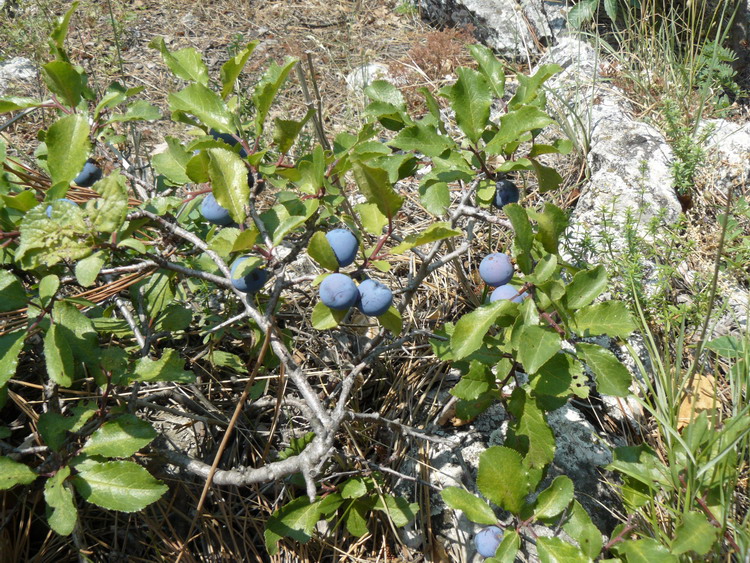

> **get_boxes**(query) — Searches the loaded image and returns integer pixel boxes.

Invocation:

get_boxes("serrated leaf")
[613,537,678,563]
[469,43,505,98]
[0,271,27,312]
[2,190,38,212]
[530,158,564,193]
[42,61,83,108]
[451,300,516,360]
[440,487,497,525]
[516,326,561,374]
[150,37,209,85]
[537,536,592,563]
[132,270,174,319]
[341,478,368,499]
[264,496,322,555]
[491,529,521,563]
[39,274,60,308]
[295,145,326,194]
[154,304,193,333]
[308,231,340,271]
[450,361,495,401]
[253,57,298,135]
[351,161,403,219]
[0,457,37,489]
[46,114,90,186]
[572,301,636,338]
[568,0,599,28]
[531,353,582,399]
[86,172,129,233]
[261,198,319,246]
[419,180,450,216]
[562,501,602,559]
[576,342,631,396]
[604,0,618,20]
[506,389,555,477]
[378,306,402,334]
[373,495,418,528]
[504,204,534,273]
[73,460,167,512]
[477,446,529,514]
[220,41,259,98]
[390,222,461,254]
[44,466,76,535]
[364,80,406,109]
[208,227,241,258]
[273,109,314,154]
[75,251,104,287]
[485,106,554,155]
[169,83,234,133]
[0,96,40,114]
[0,330,26,388]
[82,415,157,458]
[442,67,491,144]
[390,122,454,157]
[355,202,388,235]
[705,335,745,358]
[207,148,249,224]
[132,349,195,383]
[44,323,75,387]
[536,203,568,254]
[107,100,161,123]
[565,266,607,309]
[509,64,561,109]
[152,137,192,185]
[311,301,347,330]
[534,476,574,519]
[670,511,719,555]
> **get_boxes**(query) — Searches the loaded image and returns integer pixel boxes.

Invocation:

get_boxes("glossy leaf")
[150,37,209,84]
[207,148,250,224]
[572,301,636,338]
[169,83,234,133]
[75,252,104,288]
[477,446,529,514]
[46,114,90,186]
[390,122,454,157]
[44,467,76,536]
[351,161,404,219]
[534,475,574,519]
[613,538,678,562]
[220,41,259,98]
[82,414,157,458]
[132,349,195,383]
[73,460,167,512]
[42,61,83,108]
[0,456,37,489]
[311,301,347,330]
[537,537,593,563]
[443,67,491,144]
[0,330,26,388]
[0,271,27,312]
[562,500,602,559]
[565,266,607,309]
[469,43,505,98]
[264,496,323,555]
[308,231,340,271]
[44,323,75,387]
[451,300,516,360]
[253,57,298,135]
[516,325,561,374]
[390,222,461,254]
[576,342,631,397]
[440,486,497,525]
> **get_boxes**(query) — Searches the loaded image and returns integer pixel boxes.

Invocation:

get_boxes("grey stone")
[697,118,750,193]
[414,0,569,60]
[0,56,37,94]
[345,63,390,95]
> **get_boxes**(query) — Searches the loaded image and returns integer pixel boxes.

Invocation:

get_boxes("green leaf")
[341,478,368,499]
[506,389,556,478]
[373,495,419,528]
[0,96,40,114]
[504,204,534,272]
[150,37,209,85]
[295,144,326,195]
[531,353,585,400]
[169,83,235,133]
[537,537,592,563]
[604,0,619,20]
[154,304,192,333]
[259,199,319,246]
[364,80,407,110]
[705,335,745,358]
[44,324,75,387]
[75,252,104,287]
[612,538,678,563]
[440,486,497,525]
[308,231,340,271]
[562,501,602,559]
[46,114,90,186]
[390,121,455,157]
[2,189,38,212]
[44,467,76,536]
[565,266,607,310]
[273,109,314,154]
[311,301,348,330]
[50,301,102,383]
[344,498,372,537]
[355,202,388,236]
[0,456,37,489]
[534,476,574,519]
[536,203,568,254]
[0,271,27,312]
[220,41,259,98]
[419,180,451,217]
[450,361,495,401]
[607,445,669,487]
[132,270,174,319]
[253,57,298,135]
[451,300,516,360]
[0,330,26,388]
[15,201,92,269]
[264,496,322,555]
[378,306,402,334]
[390,222,461,254]
[530,158,564,193]
[207,148,250,224]
[132,349,195,383]
[277,432,315,460]
[442,67,491,144]
[576,342,631,396]
[568,0,599,28]
[516,326,561,374]
[39,274,60,308]
[490,530,521,563]
[107,100,161,123]
[42,61,83,108]
[485,106,554,155]
[82,415,157,458]
[48,2,78,60]
[86,171,129,233]
[477,446,529,514]
[469,44,505,98]
[152,137,192,185]
[572,301,636,338]
[670,511,719,556]
[73,460,167,512]
[38,404,97,451]
[351,161,404,219]
[509,64,561,109]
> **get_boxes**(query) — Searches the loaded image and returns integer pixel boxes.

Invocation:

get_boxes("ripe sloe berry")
[474,525,503,558]
[357,279,393,317]
[494,178,519,209]
[73,160,102,187]
[325,228,358,268]
[319,273,358,310]
[201,193,233,226]
[490,284,528,304]
[479,253,513,287]
[230,256,268,293]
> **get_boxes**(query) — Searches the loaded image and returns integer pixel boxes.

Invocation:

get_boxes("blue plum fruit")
[73,160,103,187]
[474,526,503,558]
[494,178,519,209]
[45,198,77,218]
[319,273,359,310]
[325,228,358,267]
[357,279,393,317]
[479,253,513,287]
[490,284,528,304]
[230,256,268,293]
[201,193,233,226]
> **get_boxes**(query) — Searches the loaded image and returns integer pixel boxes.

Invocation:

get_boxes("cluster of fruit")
[479,252,528,303]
